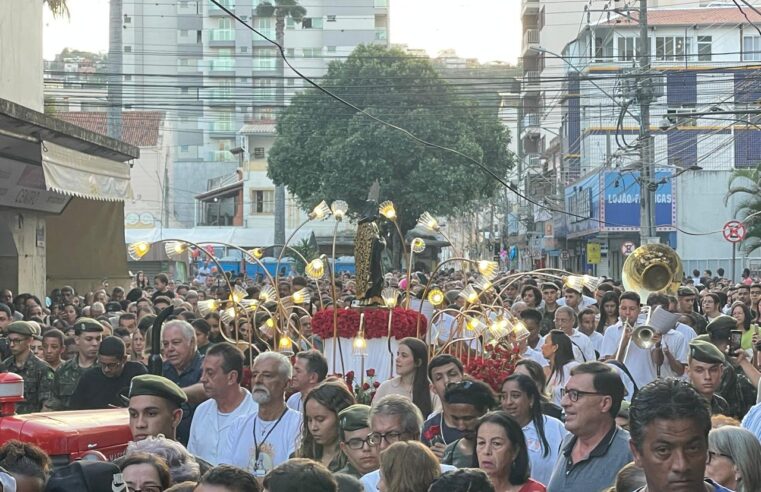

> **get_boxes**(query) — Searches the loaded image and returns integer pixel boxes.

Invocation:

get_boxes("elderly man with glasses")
[359,395,456,492]
[547,361,632,492]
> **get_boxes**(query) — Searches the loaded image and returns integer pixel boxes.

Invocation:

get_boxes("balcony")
[209,28,235,46]
[526,154,542,169]
[208,0,234,15]
[209,57,235,72]
[210,119,236,133]
[522,70,540,94]
[521,0,540,17]
[522,29,539,57]
[522,113,541,139]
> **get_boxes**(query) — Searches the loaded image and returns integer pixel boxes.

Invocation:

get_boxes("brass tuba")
[622,243,683,299]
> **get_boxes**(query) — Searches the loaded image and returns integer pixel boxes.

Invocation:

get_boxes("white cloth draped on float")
[324,337,400,383]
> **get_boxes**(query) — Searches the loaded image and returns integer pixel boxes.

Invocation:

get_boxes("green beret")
[338,404,371,435]
[6,321,34,337]
[689,339,725,364]
[73,317,104,335]
[707,315,736,340]
[694,334,711,343]
[128,375,187,407]
[677,287,695,297]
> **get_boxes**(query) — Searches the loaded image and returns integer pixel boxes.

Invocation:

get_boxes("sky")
[43,0,521,63]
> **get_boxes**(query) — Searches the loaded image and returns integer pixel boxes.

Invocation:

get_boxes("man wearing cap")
[336,404,378,478]
[69,336,147,410]
[127,374,187,441]
[687,339,730,415]
[44,317,103,410]
[1,321,55,413]
[539,282,560,334]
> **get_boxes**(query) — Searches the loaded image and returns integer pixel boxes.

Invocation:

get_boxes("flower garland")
[462,343,521,392]
[312,308,428,340]
[343,369,380,405]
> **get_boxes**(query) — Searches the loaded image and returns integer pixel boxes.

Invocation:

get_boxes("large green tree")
[268,44,513,263]
[726,163,761,253]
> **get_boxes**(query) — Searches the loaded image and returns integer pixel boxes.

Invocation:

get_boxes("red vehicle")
[0,373,132,465]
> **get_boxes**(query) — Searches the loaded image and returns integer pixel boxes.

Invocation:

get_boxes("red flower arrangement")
[462,343,522,392]
[311,308,427,340]
[422,424,441,442]
[341,369,379,404]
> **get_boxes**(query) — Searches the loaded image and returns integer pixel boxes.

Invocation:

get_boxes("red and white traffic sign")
[621,241,636,256]
[723,220,746,243]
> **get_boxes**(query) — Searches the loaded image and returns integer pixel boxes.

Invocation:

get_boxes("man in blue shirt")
[629,378,734,492]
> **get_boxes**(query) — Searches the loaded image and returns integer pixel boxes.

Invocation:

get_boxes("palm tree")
[725,163,761,253]
[44,0,69,18]
[255,0,306,252]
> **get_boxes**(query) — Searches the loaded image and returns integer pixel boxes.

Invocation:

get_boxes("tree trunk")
[273,15,286,253]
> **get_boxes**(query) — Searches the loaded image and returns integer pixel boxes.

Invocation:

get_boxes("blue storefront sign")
[564,169,676,238]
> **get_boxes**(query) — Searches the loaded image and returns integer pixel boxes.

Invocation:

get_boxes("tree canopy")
[726,163,761,253]
[267,44,514,235]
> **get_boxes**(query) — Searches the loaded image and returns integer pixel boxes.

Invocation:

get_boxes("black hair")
[295,349,329,381]
[520,285,542,307]
[597,291,620,333]
[515,359,548,395]
[262,458,336,492]
[619,291,641,306]
[473,412,530,486]
[629,378,711,452]
[206,342,245,384]
[569,361,625,417]
[0,440,51,483]
[646,293,669,310]
[730,301,752,331]
[198,464,261,492]
[42,328,65,346]
[427,354,464,380]
[519,308,543,325]
[400,337,434,418]
[547,330,575,385]
[444,380,497,414]
[427,468,496,492]
[502,374,550,457]
[191,318,212,336]
[0,303,12,319]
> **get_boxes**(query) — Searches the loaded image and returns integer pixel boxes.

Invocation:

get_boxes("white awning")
[41,140,133,201]
[124,227,314,248]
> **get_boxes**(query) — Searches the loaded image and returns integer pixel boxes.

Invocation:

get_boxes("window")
[303,47,321,58]
[327,46,337,53]
[180,29,189,37]
[123,15,131,24]
[179,58,189,66]
[181,87,189,94]
[240,46,247,53]
[327,15,336,22]
[197,30,203,43]
[250,190,275,214]
[124,45,132,53]
[302,17,323,29]
[594,36,613,62]
[288,78,295,86]
[180,145,189,152]
[617,36,639,62]
[253,147,265,158]
[655,36,691,61]
[666,107,697,127]
[698,36,712,61]
[287,48,295,57]
[744,36,761,61]
[124,74,132,81]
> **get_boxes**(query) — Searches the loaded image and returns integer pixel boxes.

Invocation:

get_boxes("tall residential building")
[556,5,761,277]
[122,0,389,226]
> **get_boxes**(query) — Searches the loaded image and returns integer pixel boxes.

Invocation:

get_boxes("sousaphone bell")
[621,243,683,299]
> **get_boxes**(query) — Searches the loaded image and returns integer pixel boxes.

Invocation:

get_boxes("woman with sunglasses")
[542,330,578,406]
[440,379,498,468]
[297,380,356,471]
[705,426,761,492]
[500,374,566,486]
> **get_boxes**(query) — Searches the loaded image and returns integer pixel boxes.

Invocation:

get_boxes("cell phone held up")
[729,330,743,356]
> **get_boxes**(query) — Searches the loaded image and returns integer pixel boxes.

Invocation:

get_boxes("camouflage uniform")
[710,393,731,416]
[336,461,361,478]
[2,354,54,414]
[46,355,92,411]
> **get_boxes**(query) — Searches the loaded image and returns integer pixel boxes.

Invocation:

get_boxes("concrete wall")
[0,210,47,299]
[0,0,43,111]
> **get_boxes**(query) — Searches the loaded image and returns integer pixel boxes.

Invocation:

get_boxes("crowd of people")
[1,263,761,491]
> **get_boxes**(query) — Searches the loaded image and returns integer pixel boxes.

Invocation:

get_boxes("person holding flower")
[296,380,356,471]
[374,337,440,417]
[440,379,498,468]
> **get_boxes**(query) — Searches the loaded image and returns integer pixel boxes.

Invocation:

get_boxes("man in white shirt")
[547,306,596,363]
[557,285,596,312]
[218,352,302,477]
[519,308,549,367]
[360,395,455,491]
[645,293,690,378]
[600,292,687,389]
[188,343,258,465]
[578,308,604,355]
[286,349,328,412]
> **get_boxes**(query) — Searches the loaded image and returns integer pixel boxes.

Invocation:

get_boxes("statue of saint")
[354,181,385,305]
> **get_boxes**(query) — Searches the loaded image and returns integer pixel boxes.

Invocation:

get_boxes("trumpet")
[615,305,681,362]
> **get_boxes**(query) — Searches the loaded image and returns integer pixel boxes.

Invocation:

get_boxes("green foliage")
[267,44,514,237]
[291,238,318,274]
[44,0,69,18]
[255,0,307,22]
[726,164,761,253]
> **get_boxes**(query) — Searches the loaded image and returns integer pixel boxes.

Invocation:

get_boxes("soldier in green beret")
[686,339,730,415]
[43,317,103,411]
[2,321,54,414]
[127,374,187,442]
[336,404,378,478]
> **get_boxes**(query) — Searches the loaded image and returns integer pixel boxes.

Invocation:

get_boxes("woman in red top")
[474,411,546,492]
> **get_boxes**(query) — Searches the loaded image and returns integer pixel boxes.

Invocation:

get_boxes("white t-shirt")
[523,415,567,486]
[557,295,596,311]
[675,322,697,344]
[187,389,258,466]
[585,330,604,355]
[361,464,456,491]
[522,346,549,367]
[600,322,688,388]
[286,391,302,412]
[218,407,303,476]
[548,361,579,406]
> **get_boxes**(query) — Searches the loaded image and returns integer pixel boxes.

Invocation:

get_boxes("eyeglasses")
[560,388,605,402]
[7,337,27,345]
[367,431,404,446]
[99,360,124,371]
[707,450,733,464]
[344,435,375,450]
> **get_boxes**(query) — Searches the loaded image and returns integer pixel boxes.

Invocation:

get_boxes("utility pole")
[108,0,123,140]
[638,0,657,244]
